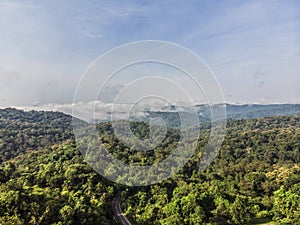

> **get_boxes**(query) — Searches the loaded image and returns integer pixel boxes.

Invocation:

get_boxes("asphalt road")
[112,192,132,225]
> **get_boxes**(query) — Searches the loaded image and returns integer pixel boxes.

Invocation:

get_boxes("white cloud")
[10,100,185,123]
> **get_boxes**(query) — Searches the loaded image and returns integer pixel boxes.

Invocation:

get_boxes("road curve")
[112,192,132,225]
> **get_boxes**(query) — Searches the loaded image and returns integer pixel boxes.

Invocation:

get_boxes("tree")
[272,186,300,224]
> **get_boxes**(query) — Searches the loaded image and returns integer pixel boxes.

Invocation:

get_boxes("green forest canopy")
[0,108,299,224]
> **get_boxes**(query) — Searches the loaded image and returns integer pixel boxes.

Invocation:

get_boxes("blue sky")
[0,0,299,109]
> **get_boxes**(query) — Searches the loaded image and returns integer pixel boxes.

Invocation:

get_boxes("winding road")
[112,192,132,225]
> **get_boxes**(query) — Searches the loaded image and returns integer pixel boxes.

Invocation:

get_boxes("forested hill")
[121,115,300,224]
[1,105,300,162]
[0,108,72,124]
[0,107,299,224]
[0,108,74,163]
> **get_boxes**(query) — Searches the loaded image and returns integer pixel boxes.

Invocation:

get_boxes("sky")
[0,0,300,116]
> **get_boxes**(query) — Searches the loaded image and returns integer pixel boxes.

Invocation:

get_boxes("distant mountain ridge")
[0,104,299,161]
[140,104,300,128]
[154,103,300,119]
[224,103,300,119]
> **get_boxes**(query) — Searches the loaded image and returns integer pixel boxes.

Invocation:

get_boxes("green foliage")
[0,108,299,225]
[121,116,300,225]
[0,108,75,163]
[272,186,300,224]
[0,142,116,225]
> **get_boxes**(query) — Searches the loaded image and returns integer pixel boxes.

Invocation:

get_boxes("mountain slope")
[0,108,74,163]
[0,141,117,225]
[0,108,299,224]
